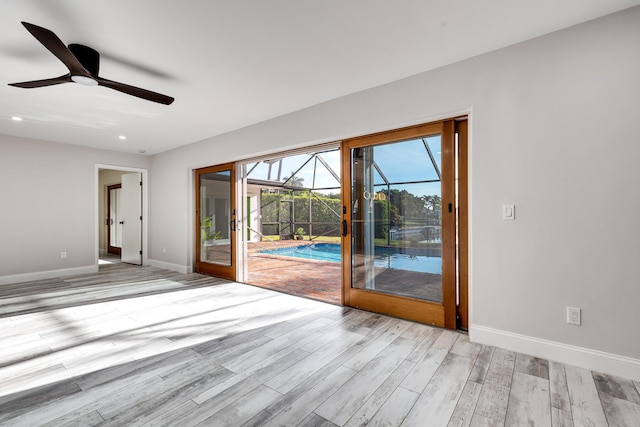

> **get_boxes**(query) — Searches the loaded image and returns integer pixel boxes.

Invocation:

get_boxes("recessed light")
[119,135,126,140]
[11,116,23,121]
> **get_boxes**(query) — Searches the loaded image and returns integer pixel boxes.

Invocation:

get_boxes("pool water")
[264,243,441,274]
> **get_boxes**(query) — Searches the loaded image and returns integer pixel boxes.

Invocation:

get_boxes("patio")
[246,241,342,304]
[245,241,443,305]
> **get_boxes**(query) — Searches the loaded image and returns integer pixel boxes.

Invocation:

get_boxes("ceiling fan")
[8,22,174,105]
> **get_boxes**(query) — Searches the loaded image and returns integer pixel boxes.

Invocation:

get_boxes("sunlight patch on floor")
[0,281,339,398]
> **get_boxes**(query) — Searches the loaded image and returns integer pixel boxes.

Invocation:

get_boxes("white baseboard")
[149,259,193,274]
[470,324,640,381]
[0,265,99,286]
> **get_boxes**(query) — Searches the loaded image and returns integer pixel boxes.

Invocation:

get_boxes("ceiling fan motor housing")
[68,43,100,77]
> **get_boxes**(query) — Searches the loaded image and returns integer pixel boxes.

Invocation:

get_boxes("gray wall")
[0,135,149,281]
[149,7,640,373]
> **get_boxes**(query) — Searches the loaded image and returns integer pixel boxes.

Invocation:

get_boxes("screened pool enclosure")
[243,141,442,248]
[244,149,342,243]
[241,136,444,305]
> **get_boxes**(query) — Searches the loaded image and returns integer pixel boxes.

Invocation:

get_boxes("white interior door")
[121,172,142,265]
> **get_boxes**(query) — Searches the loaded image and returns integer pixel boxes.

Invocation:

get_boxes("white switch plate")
[503,204,515,220]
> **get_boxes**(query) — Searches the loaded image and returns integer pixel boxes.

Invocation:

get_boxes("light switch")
[503,204,515,220]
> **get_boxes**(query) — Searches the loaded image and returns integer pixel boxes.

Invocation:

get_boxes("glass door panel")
[195,164,236,280]
[350,137,443,302]
[342,120,457,328]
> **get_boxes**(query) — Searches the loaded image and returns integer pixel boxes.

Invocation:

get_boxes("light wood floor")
[1,264,638,426]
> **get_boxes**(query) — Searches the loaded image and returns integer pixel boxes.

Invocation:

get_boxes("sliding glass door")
[192,119,468,329]
[195,163,236,280]
[342,120,461,328]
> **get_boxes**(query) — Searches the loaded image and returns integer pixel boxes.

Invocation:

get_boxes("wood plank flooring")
[1,263,639,426]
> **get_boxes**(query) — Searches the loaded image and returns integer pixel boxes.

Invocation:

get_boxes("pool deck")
[246,240,443,305]
[246,241,342,304]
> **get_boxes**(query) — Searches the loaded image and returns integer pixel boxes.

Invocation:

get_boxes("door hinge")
[139,181,142,186]
[139,250,142,255]
[139,215,142,220]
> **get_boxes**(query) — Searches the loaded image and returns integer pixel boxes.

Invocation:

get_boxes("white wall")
[149,6,640,377]
[0,135,150,283]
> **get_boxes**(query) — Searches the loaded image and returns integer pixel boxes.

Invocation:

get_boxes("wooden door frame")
[340,118,466,329]
[195,163,237,281]
[457,119,469,330]
[106,183,122,256]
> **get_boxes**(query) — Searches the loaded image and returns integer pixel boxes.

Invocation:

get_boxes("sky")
[245,136,442,198]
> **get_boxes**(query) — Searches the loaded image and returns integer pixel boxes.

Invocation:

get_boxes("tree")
[379,188,426,226]
[422,195,441,212]
[283,172,305,187]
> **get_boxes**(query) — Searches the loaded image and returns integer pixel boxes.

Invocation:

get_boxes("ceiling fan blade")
[8,74,72,88]
[21,22,89,76]
[96,77,174,105]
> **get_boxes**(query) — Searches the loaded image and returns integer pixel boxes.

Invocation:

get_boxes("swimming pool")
[263,243,441,274]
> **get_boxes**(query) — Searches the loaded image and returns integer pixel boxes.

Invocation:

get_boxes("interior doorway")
[97,166,147,266]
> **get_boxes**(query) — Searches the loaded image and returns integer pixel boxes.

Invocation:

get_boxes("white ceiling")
[1,0,638,155]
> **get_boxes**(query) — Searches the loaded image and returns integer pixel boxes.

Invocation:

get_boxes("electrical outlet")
[567,307,581,325]
[60,251,67,259]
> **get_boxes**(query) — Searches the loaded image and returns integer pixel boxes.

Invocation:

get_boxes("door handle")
[230,209,237,232]
[341,220,348,237]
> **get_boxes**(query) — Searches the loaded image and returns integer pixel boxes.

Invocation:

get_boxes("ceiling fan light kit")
[70,75,98,86]
[8,22,174,105]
